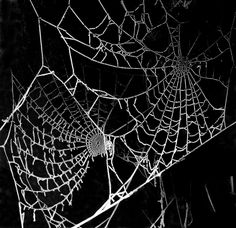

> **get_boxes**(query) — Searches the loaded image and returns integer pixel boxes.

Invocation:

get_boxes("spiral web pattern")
[4,71,103,227]
[0,0,235,227]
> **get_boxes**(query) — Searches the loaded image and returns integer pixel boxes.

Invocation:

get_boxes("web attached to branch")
[0,0,235,227]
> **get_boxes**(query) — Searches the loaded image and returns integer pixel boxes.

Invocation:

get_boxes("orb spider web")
[0,0,236,227]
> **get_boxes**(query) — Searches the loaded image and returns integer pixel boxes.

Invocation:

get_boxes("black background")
[1,0,236,227]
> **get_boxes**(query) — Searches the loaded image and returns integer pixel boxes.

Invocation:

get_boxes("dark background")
[1,0,236,227]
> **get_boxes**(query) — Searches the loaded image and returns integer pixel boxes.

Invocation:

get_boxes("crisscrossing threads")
[174,56,191,77]
[86,128,106,158]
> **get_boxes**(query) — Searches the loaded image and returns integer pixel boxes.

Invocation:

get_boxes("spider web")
[0,0,236,227]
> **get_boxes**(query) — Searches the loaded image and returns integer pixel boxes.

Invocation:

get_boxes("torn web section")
[54,0,176,69]
[2,70,104,227]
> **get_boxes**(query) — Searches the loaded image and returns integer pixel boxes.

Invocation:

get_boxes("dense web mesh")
[0,0,236,227]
